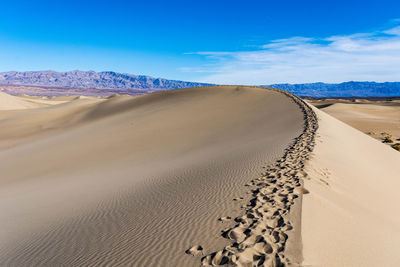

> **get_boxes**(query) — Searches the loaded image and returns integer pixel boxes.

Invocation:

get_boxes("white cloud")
[384,25,400,36]
[185,23,400,84]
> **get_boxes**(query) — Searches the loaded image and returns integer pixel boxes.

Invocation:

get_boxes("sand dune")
[2,86,399,266]
[0,95,104,149]
[302,108,400,266]
[0,91,80,110]
[0,86,304,266]
[0,91,44,110]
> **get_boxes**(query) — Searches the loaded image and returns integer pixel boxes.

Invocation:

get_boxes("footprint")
[218,216,232,222]
[224,227,247,243]
[185,245,204,256]
[202,250,230,265]
[295,187,310,194]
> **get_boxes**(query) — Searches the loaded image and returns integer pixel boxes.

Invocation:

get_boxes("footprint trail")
[197,88,318,266]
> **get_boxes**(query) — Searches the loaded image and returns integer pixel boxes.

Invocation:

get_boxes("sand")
[200,89,318,266]
[0,86,305,266]
[2,86,399,266]
[0,91,45,110]
[309,99,400,143]
[302,107,400,266]
[0,91,77,110]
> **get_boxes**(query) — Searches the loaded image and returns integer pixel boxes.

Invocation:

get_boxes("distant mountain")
[265,82,400,97]
[0,70,211,90]
[1,71,399,97]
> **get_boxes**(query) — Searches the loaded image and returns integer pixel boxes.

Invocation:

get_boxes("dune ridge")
[200,89,318,266]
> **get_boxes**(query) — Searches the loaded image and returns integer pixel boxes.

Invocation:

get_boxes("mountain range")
[1,70,400,97]
[0,70,211,91]
[266,82,400,97]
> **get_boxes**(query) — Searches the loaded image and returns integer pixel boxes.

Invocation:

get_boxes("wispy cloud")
[184,22,400,84]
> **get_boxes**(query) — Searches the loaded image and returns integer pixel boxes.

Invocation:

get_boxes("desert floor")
[308,98,400,150]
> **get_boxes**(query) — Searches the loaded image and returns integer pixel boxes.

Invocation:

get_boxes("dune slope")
[302,107,400,267]
[0,91,43,110]
[0,86,304,266]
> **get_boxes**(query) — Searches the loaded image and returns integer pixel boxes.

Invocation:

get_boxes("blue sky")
[0,0,399,84]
